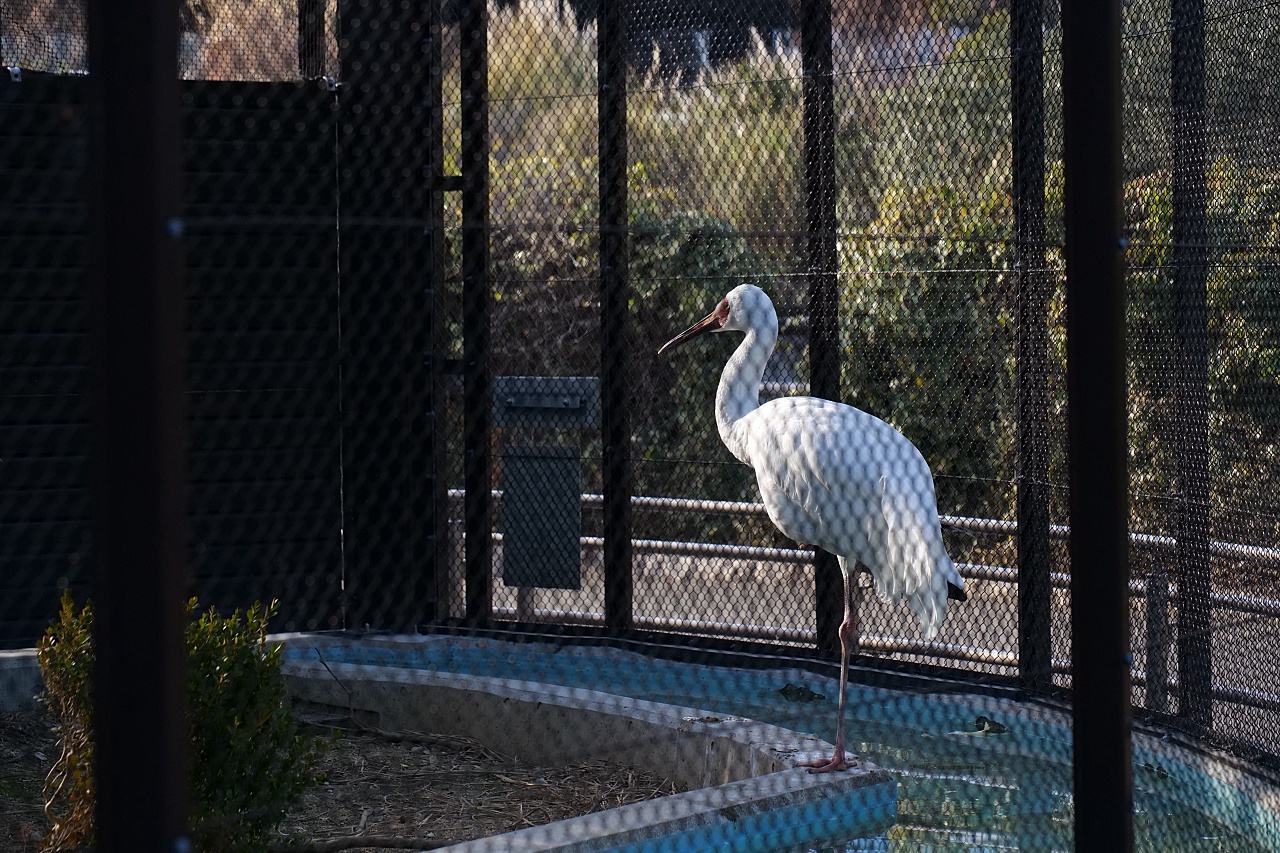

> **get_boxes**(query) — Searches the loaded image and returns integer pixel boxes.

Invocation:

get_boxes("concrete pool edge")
[281,632,1280,850]
[432,770,898,853]
[0,649,41,712]
[280,654,898,851]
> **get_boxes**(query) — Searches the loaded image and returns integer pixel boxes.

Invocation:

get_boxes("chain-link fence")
[2,0,1279,849]
[0,0,339,78]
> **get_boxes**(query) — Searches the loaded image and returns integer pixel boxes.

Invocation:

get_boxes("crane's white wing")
[737,395,960,637]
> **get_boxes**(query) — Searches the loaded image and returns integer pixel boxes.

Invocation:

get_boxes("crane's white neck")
[715,322,776,464]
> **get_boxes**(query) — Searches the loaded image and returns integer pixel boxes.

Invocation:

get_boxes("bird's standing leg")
[801,566,858,773]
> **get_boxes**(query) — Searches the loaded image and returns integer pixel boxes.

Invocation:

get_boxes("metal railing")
[450,488,1280,717]
[465,488,1280,570]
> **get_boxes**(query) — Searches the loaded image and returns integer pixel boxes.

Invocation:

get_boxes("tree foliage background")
[423,0,1280,565]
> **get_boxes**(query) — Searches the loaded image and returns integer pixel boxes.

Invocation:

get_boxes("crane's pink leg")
[801,570,858,772]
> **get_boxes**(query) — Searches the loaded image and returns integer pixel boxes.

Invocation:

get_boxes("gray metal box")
[500,446,581,589]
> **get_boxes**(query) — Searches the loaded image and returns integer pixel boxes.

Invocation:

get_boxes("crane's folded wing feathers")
[741,396,961,638]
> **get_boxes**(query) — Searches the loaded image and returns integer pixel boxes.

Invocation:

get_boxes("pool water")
[288,637,1279,852]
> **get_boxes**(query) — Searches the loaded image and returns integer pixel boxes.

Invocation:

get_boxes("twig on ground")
[300,716,511,762]
[271,834,453,852]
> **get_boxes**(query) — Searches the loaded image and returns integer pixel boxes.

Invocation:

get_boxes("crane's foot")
[799,752,857,773]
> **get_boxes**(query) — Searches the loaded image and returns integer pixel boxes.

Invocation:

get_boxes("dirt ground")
[0,711,50,853]
[1,709,683,852]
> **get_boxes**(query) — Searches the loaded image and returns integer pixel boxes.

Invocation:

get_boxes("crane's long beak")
[657,310,722,356]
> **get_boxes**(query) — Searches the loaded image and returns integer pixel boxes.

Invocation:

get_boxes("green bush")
[1089,158,1280,548]
[37,593,317,852]
[839,181,1017,521]
[38,594,94,852]
[630,211,779,522]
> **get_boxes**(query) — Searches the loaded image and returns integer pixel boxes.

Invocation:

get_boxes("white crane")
[658,283,966,772]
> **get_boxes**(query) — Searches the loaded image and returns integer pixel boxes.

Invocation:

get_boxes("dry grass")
[0,709,683,852]
[282,723,682,851]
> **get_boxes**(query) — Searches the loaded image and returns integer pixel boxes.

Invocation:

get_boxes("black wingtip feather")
[947,582,968,602]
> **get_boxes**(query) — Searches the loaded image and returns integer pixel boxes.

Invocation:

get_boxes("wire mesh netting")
[2,0,1280,850]
[0,0,338,78]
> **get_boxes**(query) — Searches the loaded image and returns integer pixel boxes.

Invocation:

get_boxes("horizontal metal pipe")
[1127,671,1280,715]
[466,528,1280,620]
[633,615,815,644]
[480,532,812,564]
[971,563,1280,619]
[957,562,1020,583]
[1206,591,1280,619]
[1209,684,1280,714]
[450,489,1280,565]
[597,536,813,565]
[491,536,1280,621]
[490,605,603,627]
[585,493,768,516]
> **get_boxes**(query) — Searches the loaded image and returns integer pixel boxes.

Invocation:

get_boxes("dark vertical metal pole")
[1170,0,1213,732]
[338,1,432,630]
[428,0,451,618]
[461,0,493,623]
[298,0,325,78]
[402,5,434,631]
[802,0,842,655]
[1012,0,1053,692]
[1062,0,1133,849]
[86,0,189,849]
[599,0,632,631]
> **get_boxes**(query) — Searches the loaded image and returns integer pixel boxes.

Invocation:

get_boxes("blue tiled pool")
[286,636,1279,852]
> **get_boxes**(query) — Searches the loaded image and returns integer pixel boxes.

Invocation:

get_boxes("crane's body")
[659,283,965,772]
[734,396,961,635]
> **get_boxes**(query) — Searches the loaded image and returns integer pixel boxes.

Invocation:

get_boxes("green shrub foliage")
[37,593,95,852]
[840,181,1016,522]
[37,593,317,852]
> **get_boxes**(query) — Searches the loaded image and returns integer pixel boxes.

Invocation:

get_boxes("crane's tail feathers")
[906,557,965,639]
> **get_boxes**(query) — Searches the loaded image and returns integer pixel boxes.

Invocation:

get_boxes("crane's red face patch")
[715,299,730,325]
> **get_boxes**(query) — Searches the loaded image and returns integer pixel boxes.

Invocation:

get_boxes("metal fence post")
[599,0,633,632]
[1062,0,1134,847]
[339,0,435,631]
[460,0,493,623]
[86,0,190,848]
[1012,0,1054,693]
[802,0,842,657]
[429,0,453,620]
[1170,0,1214,733]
